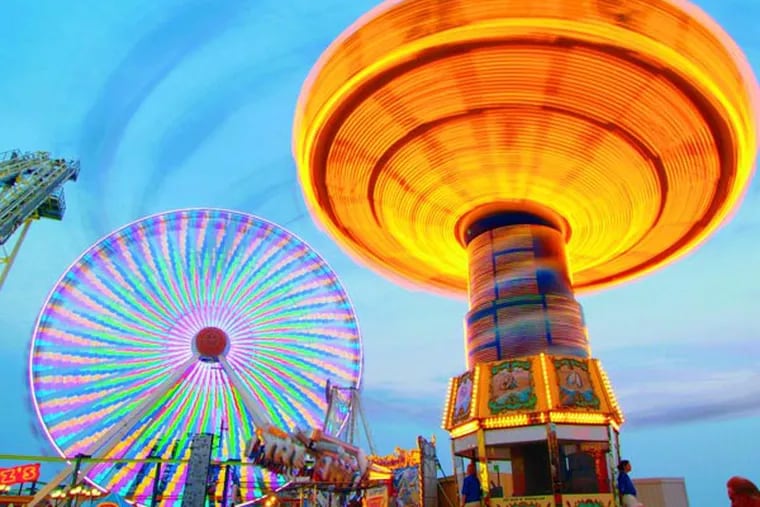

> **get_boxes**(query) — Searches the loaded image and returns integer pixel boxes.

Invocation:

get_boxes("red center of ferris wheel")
[194,326,229,358]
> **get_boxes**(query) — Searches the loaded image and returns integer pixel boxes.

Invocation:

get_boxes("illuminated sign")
[0,463,41,485]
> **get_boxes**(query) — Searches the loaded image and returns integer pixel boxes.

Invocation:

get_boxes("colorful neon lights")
[29,209,362,504]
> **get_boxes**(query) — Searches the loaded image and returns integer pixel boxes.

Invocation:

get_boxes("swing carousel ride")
[293,0,758,503]
[27,208,368,506]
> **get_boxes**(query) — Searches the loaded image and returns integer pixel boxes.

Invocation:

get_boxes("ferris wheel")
[28,208,363,505]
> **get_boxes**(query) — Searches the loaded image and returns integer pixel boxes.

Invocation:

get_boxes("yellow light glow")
[293,0,759,296]
[442,377,455,429]
[595,360,625,425]
[482,413,533,429]
[539,353,553,409]
[549,411,609,425]
[450,420,480,438]
[369,447,421,470]
[470,366,480,419]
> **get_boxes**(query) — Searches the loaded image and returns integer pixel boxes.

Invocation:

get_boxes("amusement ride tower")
[293,0,758,505]
[0,150,79,290]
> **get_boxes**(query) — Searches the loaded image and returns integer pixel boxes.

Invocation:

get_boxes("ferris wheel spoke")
[251,353,325,406]
[217,356,271,430]
[267,351,350,387]
[101,259,175,327]
[28,357,195,507]
[235,256,321,314]
[235,280,328,326]
[60,280,169,340]
[229,352,324,428]
[211,234,257,314]
[241,278,350,324]
[205,233,231,320]
[168,228,196,312]
[47,361,191,450]
[226,354,307,429]
[232,338,356,398]
[226,235,298,307]
[152,220,187,315]
[98,244,181,328]
[136,233,186,319]
[213,231,272,311]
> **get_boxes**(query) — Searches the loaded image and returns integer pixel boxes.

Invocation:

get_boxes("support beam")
[0,218,32,291]
[353,389,376,456]
[217,357,271,431]
[181,434,215,507]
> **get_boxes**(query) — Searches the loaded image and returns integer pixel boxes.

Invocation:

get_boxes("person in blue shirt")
[617,460,642,507]
[461,462,483,507]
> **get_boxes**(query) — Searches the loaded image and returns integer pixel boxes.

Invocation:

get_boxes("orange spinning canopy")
[293,0,759,295]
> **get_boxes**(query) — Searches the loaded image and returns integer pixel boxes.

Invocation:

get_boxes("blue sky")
[0,0,758,506]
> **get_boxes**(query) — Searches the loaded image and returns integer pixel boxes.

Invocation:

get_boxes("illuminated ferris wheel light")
[29,208,362,505]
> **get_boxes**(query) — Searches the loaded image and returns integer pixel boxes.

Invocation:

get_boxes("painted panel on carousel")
[553,358,600,410]
[561,493,615,507]
[451,370,475,425]
[491,495,553,507]
[488,359,537,414]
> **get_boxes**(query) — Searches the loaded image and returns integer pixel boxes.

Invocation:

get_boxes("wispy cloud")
[363,386,447,427]
[136,41,327,216]
[78,0,249,234]
[615,365,760,428]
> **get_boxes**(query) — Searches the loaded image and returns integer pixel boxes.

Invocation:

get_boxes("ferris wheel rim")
[27,207,364,500]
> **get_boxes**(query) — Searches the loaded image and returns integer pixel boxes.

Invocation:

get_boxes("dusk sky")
[0,1,758,506]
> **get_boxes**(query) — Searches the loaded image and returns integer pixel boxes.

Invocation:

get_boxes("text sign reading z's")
[0,463,41,485]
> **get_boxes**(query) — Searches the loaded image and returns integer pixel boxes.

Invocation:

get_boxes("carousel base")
[450,423,619,507]
[442,353,625,507]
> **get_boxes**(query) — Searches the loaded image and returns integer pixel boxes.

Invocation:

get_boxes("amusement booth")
[443,356,622,507]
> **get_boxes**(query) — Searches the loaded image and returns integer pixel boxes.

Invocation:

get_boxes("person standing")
[727,476,760,507]
[461,462,483,507]
[617,460,642,507]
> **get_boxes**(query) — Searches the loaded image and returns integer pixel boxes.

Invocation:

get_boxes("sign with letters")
[0,463,41,485]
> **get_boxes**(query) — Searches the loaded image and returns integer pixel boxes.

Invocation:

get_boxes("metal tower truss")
[0,149,79,290]
[324,382,376,456]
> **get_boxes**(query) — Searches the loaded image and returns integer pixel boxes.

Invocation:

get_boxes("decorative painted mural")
[562,493,614,507]
[488,359,537,413]
[491,495,553,507]
[553,358,601,410]
[452,370,475,425]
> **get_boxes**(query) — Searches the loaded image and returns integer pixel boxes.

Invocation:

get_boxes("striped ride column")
[462,211,589,367]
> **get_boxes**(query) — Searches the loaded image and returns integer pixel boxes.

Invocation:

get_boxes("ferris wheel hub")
[194,326,229,358]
